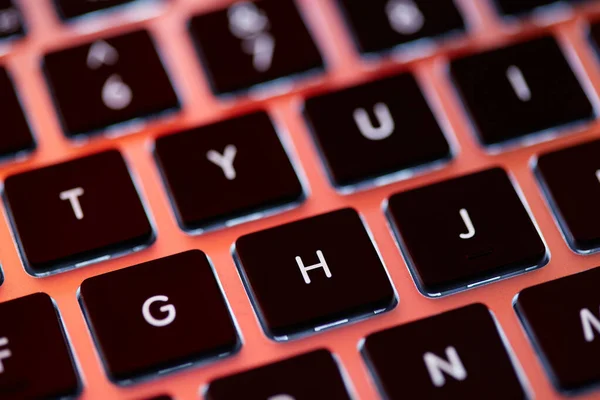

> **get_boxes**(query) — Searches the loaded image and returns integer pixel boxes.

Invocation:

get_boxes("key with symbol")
[338,0,466,55]
[43,30,179,138]
[80,250,240,382]
[189,0,324,95]
[386,168,547,296]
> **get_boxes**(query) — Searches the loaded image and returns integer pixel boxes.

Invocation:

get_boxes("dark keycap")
[0,0,24,40]
[494,0,577,16]
[44,30,179,138]
[80,250,239,382]
[189,0,323,94]
[304,73,450,188]
[156,112,304,232]
[515,267,600,393]
[4,150,153,276]
[0,293,80,400]
[387,168,547,296]
[54,0,138,19]
[536,139,600,252]
[0,68,34,158]
[338,0,465,54]
[363,304,527,400]
[450,36,593,147]
[206,350,352,400]
[235,208,396,340]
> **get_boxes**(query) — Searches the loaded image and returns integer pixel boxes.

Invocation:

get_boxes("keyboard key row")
[0,289,542,398]
[0,1,597,151]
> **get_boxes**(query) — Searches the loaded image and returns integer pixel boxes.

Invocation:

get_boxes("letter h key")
[296,250,332,284]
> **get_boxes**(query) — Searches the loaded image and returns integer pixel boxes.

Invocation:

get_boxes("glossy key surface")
[4,150,153,275]
[387,168,547,296]
[494,0,578,15]
[450,36,593,147]
[304,73,450,189]
[0,293,80,400]
[363,304,527,399]
[515,266,600,393]
[53,0,139,19]
[235,208,396,340]
[338,0,465,54]
[536,139,600,252]
[44,30,179,138]
[189,0,323,94]
[80,250,239,383]
[155,112,304,232]
[0,67,35,158]
[206,350,352,400]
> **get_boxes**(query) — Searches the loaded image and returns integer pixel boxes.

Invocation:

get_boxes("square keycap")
[80,250,240,382]
[363,304,527,399]
[338,0,465,54]
[305,73,450,189]
[155,112,304,232]
[4,150,153,276]
[536,139,600,252]
[235,208,396,340]
[515,267,600,393]
[189,0,323,94]
[387,168,547,296]
[44,30,179,138]
[0,67,35,158]
[0,293,81,400]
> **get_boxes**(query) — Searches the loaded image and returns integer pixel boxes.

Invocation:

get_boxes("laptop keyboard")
[2,0,600,399]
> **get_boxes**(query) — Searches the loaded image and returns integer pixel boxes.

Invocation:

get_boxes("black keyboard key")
[494,0,576,16]
[156,112,304,232]
[0,0,23,40]
[304,74,450,189]
[536,139,600,252]
[54,0,139,19]
[80,250,239,383]
[387,168,547,296]
[363,304,527,399]
[0,67,35,157]
[0,293,80,400]
[515,267,600,393]
[44,30,179,138]
[206,350,352,400]
[4,150,153,276]
[235,208,396,340]
[189,0,323,95]
[450,36,593,147]
[338,0,465,54]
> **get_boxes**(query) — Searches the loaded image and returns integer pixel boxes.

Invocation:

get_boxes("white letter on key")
[424,346,468,387]
[458,208,475,240]
[353,103,395,141]
[60,187,85,220]
[296,250,332,284]
[207,145,238,180]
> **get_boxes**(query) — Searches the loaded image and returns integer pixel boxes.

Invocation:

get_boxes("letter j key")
[387,168,547,296]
